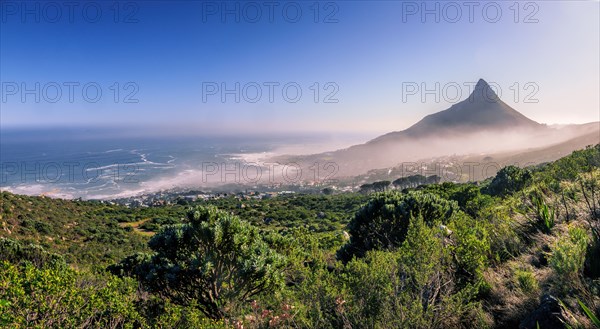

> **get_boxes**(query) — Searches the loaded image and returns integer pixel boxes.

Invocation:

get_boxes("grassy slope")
[0,193,151,267]
[0,191,367,267]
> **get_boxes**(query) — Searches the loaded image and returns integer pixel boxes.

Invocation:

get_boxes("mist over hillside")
[276,79,599,179]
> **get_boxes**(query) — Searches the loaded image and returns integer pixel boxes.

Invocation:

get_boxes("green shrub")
[0,237,65,268]
[140,298,228,329]
[139,221,159,231]
[338,191,459,262]
[485,165,532,196]
[514,268,538,293]
[0,260,142,328]
[448,213,490,285]
[341,216,487,329]
[114,206,287,320]
[550,227,589,279]
[529,190,555,233]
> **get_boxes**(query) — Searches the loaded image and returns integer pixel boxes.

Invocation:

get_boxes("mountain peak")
[379,78,543,139]
[475,78,489,88]
[471,78,498,101]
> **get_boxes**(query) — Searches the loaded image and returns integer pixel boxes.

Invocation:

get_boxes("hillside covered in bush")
[1,145,599,328]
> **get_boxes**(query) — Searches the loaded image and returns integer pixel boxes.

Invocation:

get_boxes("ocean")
[0,128,369,200]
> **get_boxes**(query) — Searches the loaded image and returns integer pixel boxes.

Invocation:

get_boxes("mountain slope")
[275,79,598,177]
[371,79,543,143]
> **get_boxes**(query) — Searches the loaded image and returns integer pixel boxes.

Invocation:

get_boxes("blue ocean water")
[0,128,330,199]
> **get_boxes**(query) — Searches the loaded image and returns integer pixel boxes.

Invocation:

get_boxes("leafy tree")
[392,174,439,189]
[426,175,442,185]
[484,165,532,196]
[372,180,391,192]
[359,183,373,194]
[113,206,287,320]
[338,191,459,262]
[321,187,334,195]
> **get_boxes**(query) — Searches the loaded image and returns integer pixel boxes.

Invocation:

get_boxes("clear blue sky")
[1,1,598,135]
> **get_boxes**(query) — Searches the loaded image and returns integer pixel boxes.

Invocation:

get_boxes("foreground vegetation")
[1,145,599,328]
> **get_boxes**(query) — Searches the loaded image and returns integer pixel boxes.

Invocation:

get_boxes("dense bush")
[485,165,532,196]
[113,206,287,320]
[0,192,149,268]
[424,182,493,217]
[0,237,64,267]
[338,191,459,261]
[0,240,142,328]
[342,216,488,328]
[393,174,440,189]
[550,226,589,280]
[279,216,488,328]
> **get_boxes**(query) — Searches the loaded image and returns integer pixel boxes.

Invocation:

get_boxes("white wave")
[85,161,173,172]
[85,163,121,172]
[226,151,275,164]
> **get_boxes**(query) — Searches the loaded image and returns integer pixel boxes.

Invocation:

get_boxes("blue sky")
[1,1,598,135]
